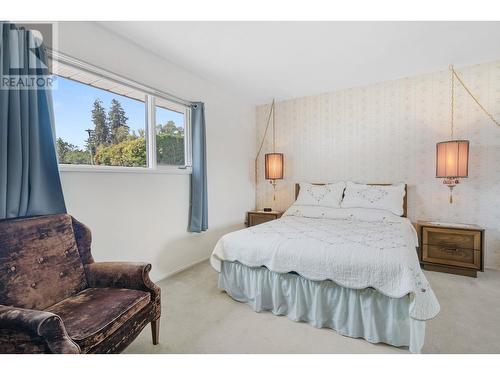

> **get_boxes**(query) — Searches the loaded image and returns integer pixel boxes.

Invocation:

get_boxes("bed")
[210,182,440,353]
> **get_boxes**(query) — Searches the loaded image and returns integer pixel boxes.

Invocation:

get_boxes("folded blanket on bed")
[210,206,440,321]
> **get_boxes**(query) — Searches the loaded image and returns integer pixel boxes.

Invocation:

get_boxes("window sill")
[59,164,192,175]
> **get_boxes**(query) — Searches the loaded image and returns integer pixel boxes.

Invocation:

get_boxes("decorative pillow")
[283,204,340,219]
[283,206,403,222]
[340,182,406,216]
[295,182,346,208]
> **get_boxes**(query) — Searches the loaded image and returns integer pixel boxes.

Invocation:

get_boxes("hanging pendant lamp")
[255,99,284,209]
[436,65,499,203]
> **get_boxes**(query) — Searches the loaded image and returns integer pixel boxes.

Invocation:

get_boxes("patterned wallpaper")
[256,60,500,269]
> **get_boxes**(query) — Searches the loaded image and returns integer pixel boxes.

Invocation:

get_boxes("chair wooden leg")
[151,318,160,345]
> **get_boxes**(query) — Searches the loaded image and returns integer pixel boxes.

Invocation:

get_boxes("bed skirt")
[218,261,425,353]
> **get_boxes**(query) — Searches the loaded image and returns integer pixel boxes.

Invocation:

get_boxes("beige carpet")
[124,260,500,354]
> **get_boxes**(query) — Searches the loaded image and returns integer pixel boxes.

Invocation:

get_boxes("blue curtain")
[188,102,208,232]
[0,22,66,219]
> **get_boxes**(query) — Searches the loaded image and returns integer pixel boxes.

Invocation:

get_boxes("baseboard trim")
[154,256,210,283]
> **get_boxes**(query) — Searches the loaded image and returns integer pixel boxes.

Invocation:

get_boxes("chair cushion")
[46,288,150,351]
[0,214,87,310]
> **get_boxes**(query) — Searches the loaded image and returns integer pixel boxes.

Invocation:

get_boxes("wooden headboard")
[294,183,408,218]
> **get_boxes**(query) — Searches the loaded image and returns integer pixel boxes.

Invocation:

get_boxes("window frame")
[50,51,192,174]
[148,97,192,171]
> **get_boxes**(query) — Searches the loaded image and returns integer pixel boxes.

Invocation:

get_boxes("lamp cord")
[256,99,275,160]
[450,65,500,132]
[255,99,276,209]
[273,100,276,152]
[451,65,455,139]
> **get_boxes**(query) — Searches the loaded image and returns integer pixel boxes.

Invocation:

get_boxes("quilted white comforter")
[210,206,440,321]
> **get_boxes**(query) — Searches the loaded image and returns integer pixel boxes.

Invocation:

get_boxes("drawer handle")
[442,247,458,254]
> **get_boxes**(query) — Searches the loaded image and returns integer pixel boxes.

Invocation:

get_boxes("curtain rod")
[46,49,195,108]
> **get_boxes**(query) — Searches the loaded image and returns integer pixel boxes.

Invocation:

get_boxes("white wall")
[256,60,500,270]
[57,22,255,281]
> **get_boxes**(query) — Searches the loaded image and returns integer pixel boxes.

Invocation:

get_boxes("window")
[53,76,147,167]
[155,99,186,167]
[51,57,191,172]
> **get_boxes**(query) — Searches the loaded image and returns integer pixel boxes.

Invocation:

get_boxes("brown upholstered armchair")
[0,214,161,354]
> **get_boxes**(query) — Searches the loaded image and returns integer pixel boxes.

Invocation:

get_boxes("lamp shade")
[265,153,284,180]
[436,140,469,178]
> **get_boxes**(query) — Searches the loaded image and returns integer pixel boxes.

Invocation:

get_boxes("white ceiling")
[98,21,500,104]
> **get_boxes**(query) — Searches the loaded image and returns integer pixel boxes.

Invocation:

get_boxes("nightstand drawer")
[422,244,481,269]
[423,227,481,250]
[249,213,277,226]
[417,221,484,277]
[422,227,482,269]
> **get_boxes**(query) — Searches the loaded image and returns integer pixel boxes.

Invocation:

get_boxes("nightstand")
[416,221,484,277]
[246,210,283,227]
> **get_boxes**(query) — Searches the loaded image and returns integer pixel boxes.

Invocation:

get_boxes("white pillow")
[340,182,406,216]
[295,182,345,208]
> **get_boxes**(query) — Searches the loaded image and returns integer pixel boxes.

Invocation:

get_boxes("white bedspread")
[210,207,440,321]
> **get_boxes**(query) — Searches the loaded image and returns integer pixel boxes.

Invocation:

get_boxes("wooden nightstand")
[416,221,484,277]
[246,210,283,227]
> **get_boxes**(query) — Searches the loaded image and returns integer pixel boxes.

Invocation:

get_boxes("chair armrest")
[0,305,80,354]
[84,262,161,301]
[71,217,94,264]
